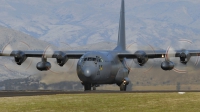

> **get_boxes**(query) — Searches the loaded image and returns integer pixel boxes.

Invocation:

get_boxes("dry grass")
[0,93,200,112]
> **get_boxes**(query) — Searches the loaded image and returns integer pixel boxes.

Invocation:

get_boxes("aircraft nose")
[82,66,96,78]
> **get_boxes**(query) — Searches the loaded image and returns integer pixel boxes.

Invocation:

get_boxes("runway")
[0,90,200,97]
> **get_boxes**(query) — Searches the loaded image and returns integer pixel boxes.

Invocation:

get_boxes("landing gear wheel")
[93,86,96,90]
[120,83,127,91]
[84,83,91,91]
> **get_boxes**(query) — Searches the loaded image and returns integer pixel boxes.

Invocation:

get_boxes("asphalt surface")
[0,90,199,97]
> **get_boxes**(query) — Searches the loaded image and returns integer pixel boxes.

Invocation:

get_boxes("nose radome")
[83,66,95,78]
[84,69,92,77]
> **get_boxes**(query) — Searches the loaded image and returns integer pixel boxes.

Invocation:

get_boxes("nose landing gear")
[92,86,96,90]
[82,83,91,91]
[82,82,99,91]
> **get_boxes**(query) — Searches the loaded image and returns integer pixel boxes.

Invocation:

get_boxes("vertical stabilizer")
[115,0,126,51]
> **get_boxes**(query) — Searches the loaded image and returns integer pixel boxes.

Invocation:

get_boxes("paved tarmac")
[0,90,199,97]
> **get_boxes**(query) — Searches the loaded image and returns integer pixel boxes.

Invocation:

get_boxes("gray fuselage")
[77,51,129,85]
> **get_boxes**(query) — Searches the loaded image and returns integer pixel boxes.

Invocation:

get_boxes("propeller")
[42,42,75,74]
[166,39,199,73]
[1,41,33,72]
[126,42,155,74]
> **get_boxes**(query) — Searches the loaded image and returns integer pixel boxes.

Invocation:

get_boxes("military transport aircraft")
[0,0,200,91]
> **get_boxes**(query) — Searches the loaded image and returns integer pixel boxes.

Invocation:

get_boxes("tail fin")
[115,0,126,51]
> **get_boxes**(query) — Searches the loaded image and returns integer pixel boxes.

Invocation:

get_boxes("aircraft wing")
[118,51,165,59]
[25,51,87,59]
[117,50,200,59]
[0,50,87,59]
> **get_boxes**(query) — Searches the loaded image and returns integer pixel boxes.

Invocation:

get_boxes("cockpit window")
[97,59,103,62]
[82,57,103,62]
[88,57,96,61]
[83,57,96,61]
[96,56,103,62]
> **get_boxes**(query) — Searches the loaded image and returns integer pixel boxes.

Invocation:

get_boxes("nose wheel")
[84,83,91,91]
[92,86,96,90]
[82,83,99,91]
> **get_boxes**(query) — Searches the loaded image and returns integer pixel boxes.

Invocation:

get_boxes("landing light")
[123,80,127,85]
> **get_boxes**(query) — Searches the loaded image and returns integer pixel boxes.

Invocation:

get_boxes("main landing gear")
[120,83,127,91]
[118,80,129,91]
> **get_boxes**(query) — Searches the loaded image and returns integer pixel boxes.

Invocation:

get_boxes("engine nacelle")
[36,58,51,71]
[53,51,68,66]
[11,51,27,65]
[135,51,148,66]
[161,61,174,71]
[179,50,191,64]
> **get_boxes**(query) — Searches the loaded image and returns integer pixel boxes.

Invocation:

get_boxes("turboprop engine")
[135,51,148,66]
[53,51,68,66]
[179,50,191,64]
[11,51,27,65]
[36,58,51,71]
[161,61,174,70]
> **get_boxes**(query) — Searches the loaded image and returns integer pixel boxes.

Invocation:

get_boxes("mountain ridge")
[0,0,200,48]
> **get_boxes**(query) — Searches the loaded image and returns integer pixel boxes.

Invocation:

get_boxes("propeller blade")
[44,43,75,74]
[166,39,198,73]
[126,42,155,74]
[2,41,33,72]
